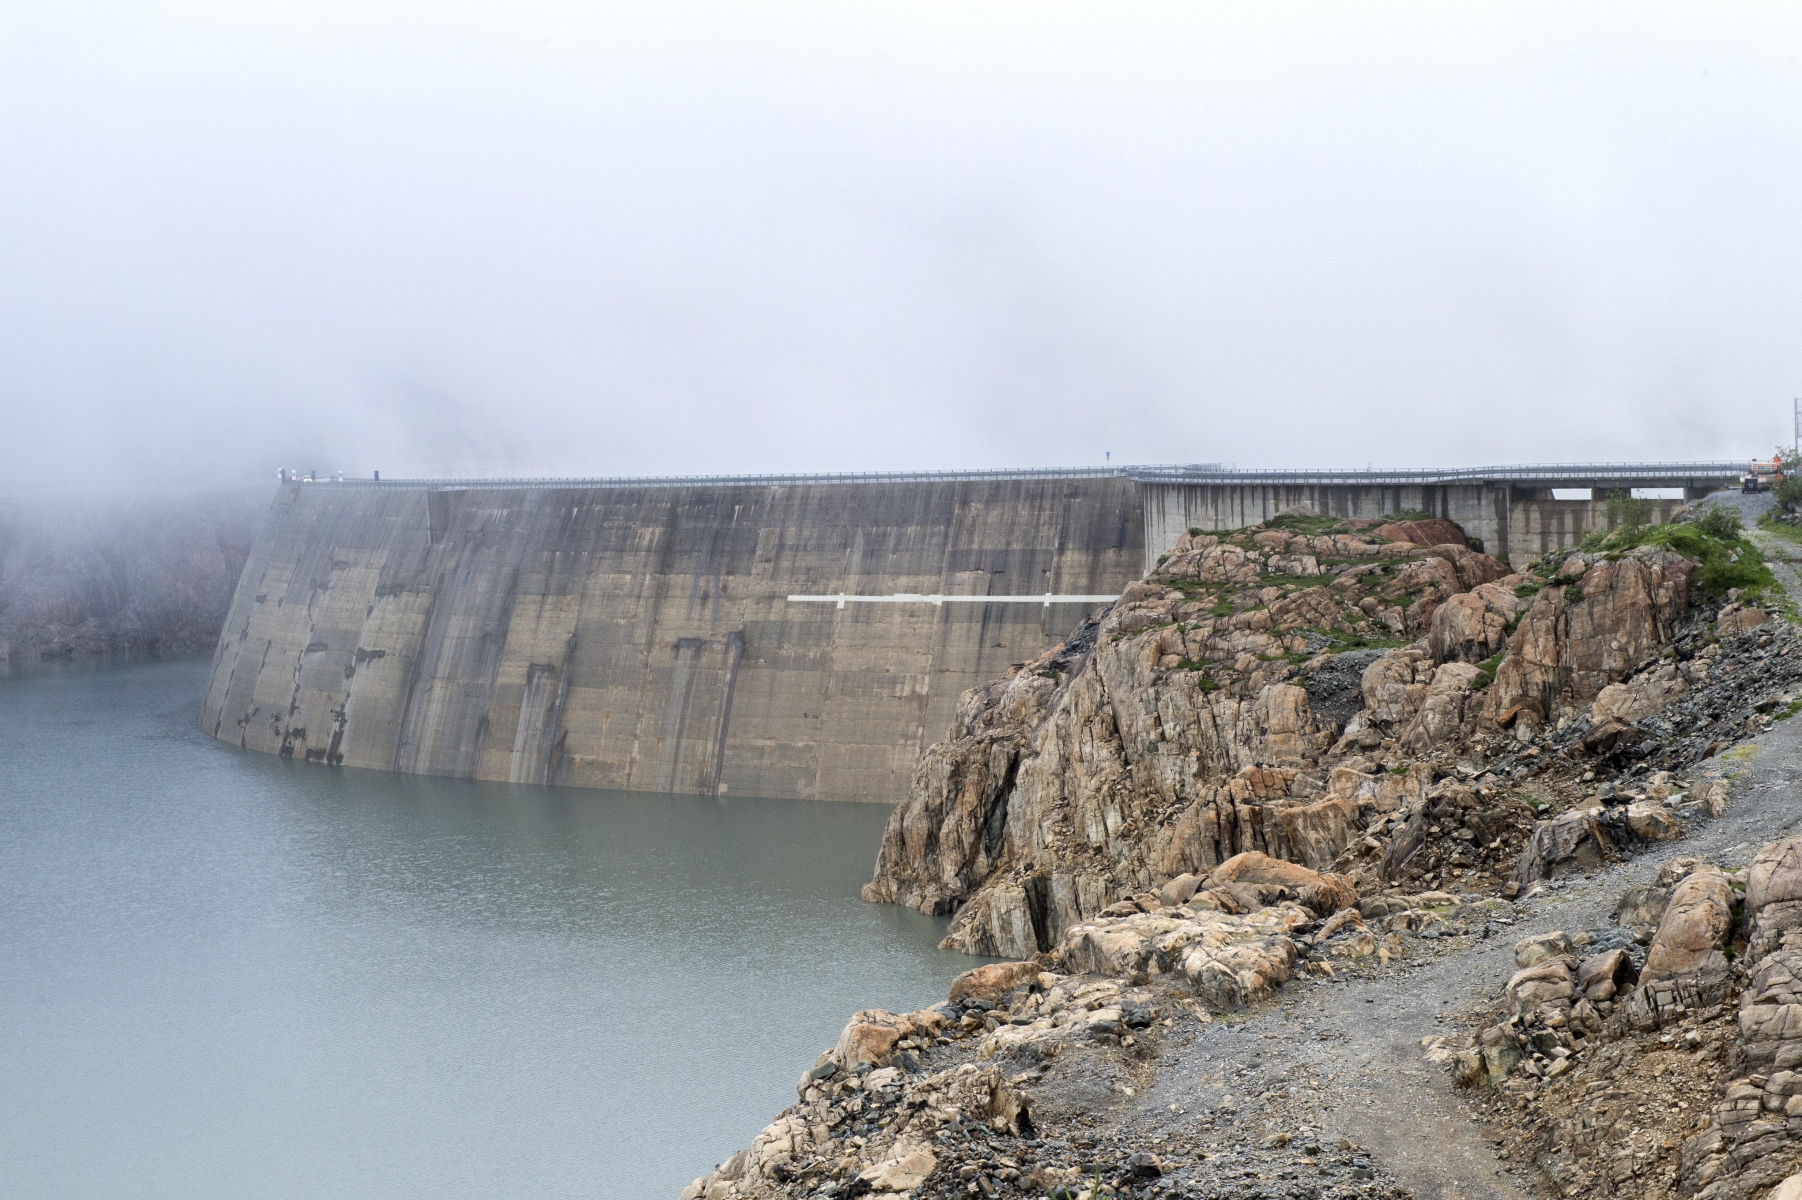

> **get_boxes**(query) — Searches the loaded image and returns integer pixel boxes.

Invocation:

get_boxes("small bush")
[1775,476,1802,509]
[1472,652,1504,690]
[1606,494,1652,535]
[1697,506,1743,540]
[1513,582,1542,599]
[1591,514,1776,599]
[1564,585,1585,603]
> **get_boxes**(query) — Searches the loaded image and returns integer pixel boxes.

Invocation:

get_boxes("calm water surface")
[0,658,969,1198]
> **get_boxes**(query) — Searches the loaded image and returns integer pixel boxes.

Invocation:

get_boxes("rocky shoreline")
[689,504,1802,1200]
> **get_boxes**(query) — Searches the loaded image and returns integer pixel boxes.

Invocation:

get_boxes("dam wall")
[201,476,1142,803]
[1140,469,1727,565]
[202,460,1745,803]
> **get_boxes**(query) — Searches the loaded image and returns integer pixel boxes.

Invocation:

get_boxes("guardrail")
[1129,462,1751,486]
[280,465,1182,489]
[277,460,1751,490]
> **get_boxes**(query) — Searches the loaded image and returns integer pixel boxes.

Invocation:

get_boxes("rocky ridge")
[691,504,1802,1200]
[864,511,1711,962]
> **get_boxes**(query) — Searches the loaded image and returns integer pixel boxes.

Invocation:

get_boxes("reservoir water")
[0,658,970,1198]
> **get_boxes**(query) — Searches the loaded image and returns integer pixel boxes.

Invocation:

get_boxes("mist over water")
[0,658,969,1198]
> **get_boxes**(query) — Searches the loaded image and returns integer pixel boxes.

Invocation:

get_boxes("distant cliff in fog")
[0,489,266,667]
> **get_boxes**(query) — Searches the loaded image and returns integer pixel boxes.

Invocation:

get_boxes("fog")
[4,2,1802,486]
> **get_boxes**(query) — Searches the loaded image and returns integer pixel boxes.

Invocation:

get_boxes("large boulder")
[1512,802,1682,887]
[1588,663,1688,725]
[1514,930,1573,968]
[1576,949,1637,1001]
[830,1008,949,1071]
[1398,661,1480,753]
[1424,543,1513,591]
[1374,519,1469,547]
[1640,869,1735,989]
[856,1143,938,1194]
[1427,592,1511,664]
[1749,837,1802,957]
[1056,903,1308,1010]
[948,960,1041,1006]
[1508,959,1576,1022]
[1205,851,1358,915]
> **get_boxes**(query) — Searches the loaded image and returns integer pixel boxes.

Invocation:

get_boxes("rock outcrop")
[1484,548,1695,726]
[868,511,1718,962]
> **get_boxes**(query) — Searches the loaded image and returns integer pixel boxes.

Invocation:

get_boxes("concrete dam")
[200,461,1745,803]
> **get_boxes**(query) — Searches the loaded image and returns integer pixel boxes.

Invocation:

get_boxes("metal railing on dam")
[283,459,1749,490]
[1129,461,1750,488]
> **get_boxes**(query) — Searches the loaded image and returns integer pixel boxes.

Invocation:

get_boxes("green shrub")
[1697,506,1742,540]
[1564,585,1585,603]
[1606,494,1652,535]
[1774,476,1802,509]
[1472,652,1504,690]
[1599,520,1777,599]
[1513,582,1542,599]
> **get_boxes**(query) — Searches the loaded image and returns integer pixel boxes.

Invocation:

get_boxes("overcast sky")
[5,3,1802,485]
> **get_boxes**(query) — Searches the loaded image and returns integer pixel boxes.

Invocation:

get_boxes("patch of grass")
[1758,511,1802,545]
[1564,585,1585,603]
[1513,582,1543,599]
[1597,521,1777,599]
[1295,627,1409,652]
[1472,652,1504,690]
[1265,512,1345,537]
[1776,699,1802,721]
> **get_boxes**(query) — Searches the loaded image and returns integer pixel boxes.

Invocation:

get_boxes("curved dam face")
[200,478,1143,802]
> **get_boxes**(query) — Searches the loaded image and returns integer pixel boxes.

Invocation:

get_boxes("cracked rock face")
[865,515,1525,959]
[866,512,1708,964]
[1484,547,1695,725]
